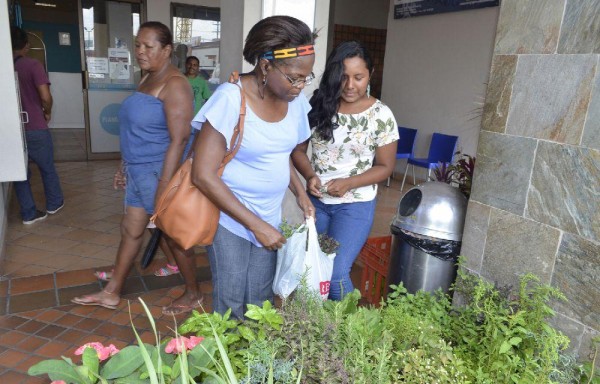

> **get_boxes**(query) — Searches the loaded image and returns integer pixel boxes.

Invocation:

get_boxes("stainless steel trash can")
[387,182,467,294]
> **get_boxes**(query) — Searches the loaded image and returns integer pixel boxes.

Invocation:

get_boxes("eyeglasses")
[270,63,315,88]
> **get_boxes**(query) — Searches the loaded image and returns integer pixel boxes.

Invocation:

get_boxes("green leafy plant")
[280,218,339,254]
[447,271,570,383]
[580,336,600,383]
[452,151,475,197]
[317,233,340,254]
[279,218,304,239]
[30,269,597,384]
[434,150,476,198]
[28,299,221,384]
[433,160,454,184]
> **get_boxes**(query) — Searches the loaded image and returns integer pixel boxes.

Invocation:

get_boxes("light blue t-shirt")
[192,81,311,246]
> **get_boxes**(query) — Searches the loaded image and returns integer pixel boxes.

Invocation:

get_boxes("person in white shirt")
[292,41,399,300]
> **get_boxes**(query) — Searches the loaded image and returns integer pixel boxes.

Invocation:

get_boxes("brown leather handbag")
[150,76,246,250]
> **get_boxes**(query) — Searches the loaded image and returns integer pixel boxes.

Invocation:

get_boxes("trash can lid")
[392,182,467,241]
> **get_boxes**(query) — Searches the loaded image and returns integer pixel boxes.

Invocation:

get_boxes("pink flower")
[51,381,66,384]
[186,336,204,350]
[75,342,120,361]
[165,337,187,354]
[165,336,204,354]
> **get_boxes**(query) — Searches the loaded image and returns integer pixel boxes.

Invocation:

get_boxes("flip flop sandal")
[154,264,179,277]
[71,290,119,310]
[162,298,203,316]
[94,269,114,281]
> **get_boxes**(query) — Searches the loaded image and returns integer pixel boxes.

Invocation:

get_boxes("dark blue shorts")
[124,161,163,214]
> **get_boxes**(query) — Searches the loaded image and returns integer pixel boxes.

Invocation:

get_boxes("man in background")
[11,26,64,225]
[184,55,211,117]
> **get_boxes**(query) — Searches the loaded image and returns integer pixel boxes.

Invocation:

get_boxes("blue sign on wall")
[394,0,499,19]
[99,103,121,135]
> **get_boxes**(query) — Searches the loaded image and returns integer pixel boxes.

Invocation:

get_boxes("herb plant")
[279,218,304,239]
[318,233,340,254]
[30,268,598,383]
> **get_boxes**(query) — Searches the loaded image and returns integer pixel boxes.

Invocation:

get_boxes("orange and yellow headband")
[261,45,315,60]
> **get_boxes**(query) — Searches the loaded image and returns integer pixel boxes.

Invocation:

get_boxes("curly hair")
[243,16,316,65]
[308,41,374,142]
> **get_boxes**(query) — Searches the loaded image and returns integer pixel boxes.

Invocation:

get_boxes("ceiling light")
[34,1,57,7]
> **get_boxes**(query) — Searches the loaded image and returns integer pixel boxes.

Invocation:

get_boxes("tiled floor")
[0,159,408,383]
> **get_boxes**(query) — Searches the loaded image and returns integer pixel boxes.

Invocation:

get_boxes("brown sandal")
[71,290,119,310]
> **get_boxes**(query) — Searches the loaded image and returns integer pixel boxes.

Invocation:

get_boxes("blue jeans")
[310,196,377,300]
[207,225,277,319]
[14,130,64,220]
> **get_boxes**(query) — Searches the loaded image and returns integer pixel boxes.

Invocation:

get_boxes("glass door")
[80,0,143,158]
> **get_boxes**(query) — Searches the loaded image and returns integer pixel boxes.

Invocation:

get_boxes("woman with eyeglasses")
[190,16,316,319]
[292,41,399,300]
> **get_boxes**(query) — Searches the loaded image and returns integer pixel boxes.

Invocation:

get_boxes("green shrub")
[31,269,599,383]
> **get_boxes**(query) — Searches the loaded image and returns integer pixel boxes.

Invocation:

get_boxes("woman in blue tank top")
[72,22,202,314]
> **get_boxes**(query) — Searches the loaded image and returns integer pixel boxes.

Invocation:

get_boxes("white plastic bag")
[272,217,336,300]
[273,221,308,299]
[304,217,336,300]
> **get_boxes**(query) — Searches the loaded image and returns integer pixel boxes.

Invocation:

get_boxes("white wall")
[0,8,27,183]
[0,5,28,265]
[381,5,499,164]
[333,0,389,29]
[48,72,85,129]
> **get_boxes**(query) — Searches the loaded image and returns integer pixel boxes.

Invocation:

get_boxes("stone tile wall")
[461,0,600,360]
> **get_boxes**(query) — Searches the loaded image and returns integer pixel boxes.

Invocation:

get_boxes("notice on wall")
[394,0,499,19]
[108,48,130,80]
[86,57,108,78]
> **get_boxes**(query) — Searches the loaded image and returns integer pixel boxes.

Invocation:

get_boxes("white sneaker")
[47,202,64,215]
[23,210,48,225]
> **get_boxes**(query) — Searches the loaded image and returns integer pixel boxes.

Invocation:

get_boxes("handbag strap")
[221,71,246,168]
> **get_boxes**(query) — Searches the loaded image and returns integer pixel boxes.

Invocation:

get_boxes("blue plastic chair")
[400,133,458,191]
[387,127,418,187]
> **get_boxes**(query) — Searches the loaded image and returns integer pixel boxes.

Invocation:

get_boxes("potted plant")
[433,150,476,198]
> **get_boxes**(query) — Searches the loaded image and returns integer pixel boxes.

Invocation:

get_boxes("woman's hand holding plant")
[252,220,287,251]
[323,177,352,197]
[307,175,324,197]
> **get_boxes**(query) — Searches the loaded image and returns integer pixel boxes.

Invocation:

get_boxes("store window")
[82,0,141,89]
[262,0,315,31]
[171,3,221,86]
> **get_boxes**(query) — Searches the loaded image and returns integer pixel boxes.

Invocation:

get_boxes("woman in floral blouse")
[292,41,399,300]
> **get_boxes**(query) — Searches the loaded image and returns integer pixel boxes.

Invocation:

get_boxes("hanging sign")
[394,0,499,19]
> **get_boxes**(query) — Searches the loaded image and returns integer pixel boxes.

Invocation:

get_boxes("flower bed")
[29,270,598,383]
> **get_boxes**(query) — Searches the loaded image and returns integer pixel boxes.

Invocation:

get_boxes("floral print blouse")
[310,99,399,204]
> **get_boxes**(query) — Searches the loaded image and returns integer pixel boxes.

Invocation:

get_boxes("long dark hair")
[309,41,374,141]
[243,16,316,65]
